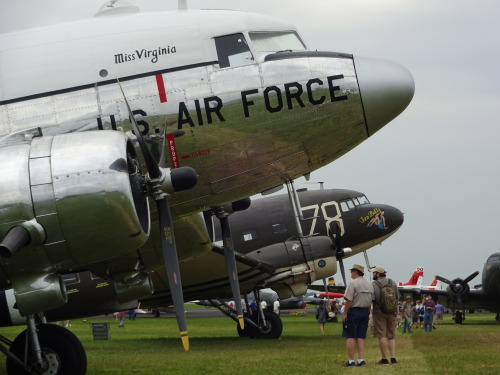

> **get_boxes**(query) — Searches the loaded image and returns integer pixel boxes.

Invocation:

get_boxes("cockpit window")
[356,195,370,205]
[214,33,254,68]
[249,31,306,52]
[340,196,370,212]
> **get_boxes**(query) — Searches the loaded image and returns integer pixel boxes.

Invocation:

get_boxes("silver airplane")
[0,1,413,373]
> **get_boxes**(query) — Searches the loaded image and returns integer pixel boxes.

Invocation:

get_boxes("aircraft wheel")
[258,310,283,339]
[455,311,463,324]
[6,324,87,375]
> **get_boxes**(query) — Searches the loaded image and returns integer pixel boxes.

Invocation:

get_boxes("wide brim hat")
[350,264,365,274]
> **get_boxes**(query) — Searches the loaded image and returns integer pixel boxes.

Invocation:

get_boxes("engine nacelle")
[12,273,67,316]
[447,278,471,301]
[246,236,337,299]
[114,271,154,303]
[0,130,150,269]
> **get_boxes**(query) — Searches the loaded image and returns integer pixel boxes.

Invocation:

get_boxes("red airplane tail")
[428,278,438,289]
[399,267,424,286]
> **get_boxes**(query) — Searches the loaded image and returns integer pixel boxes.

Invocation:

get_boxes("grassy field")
[1,310,499,375]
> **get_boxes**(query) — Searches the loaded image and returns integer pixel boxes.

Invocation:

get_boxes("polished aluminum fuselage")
[0,8,413,312]
[0,10,365,218]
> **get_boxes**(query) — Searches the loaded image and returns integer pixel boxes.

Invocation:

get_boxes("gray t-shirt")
[344,276,374,308]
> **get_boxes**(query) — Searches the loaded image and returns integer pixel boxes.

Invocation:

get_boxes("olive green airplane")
[0,1,413,373]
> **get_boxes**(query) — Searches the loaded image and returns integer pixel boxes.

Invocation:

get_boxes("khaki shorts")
[373,313,397,339]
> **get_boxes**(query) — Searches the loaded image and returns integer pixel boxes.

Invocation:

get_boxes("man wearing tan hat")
[372,265,400,365]
[342,264,374,367]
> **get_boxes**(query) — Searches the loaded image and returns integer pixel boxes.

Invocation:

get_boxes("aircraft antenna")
[305,181,325,190]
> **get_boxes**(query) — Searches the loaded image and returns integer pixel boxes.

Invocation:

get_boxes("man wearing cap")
[342,264,374,367]
[401,296,413,334]
[372,265,400,365]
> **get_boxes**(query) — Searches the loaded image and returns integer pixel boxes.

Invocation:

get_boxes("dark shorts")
[342,307,370,339]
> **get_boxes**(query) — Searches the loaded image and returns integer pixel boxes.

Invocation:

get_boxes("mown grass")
[1,311,499,374]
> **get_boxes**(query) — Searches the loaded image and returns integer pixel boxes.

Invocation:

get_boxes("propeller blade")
[435,275,453,286]
[118,80,195,350]
[323,278,328,295]
[338,258,347,287]
[462,271,480,285]
[157,198,189,351]
[330,222,347,286]
[334,222,342,251]
[117,80,161,178]
[322,278,331,304]
[219,215,244,330]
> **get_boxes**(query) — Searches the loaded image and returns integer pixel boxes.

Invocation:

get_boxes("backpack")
[375,279,398,314]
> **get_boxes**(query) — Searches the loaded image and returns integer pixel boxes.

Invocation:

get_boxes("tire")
[455,311,463,324]
[237,310,282,339]
[6,324,87,375]
[258,310,283,339]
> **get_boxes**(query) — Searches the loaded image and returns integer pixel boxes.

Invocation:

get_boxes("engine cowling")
[0,130,151,314]
[446,278,471,301]
[0,130,150,266]
[246,236,337,299]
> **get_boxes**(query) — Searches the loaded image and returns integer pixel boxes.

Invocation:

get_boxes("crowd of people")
[314,264,445,367]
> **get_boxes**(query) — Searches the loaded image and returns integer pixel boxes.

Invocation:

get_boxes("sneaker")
[391,358,398,364]
[343,361,356,367]
[377,359,389,365]
[357,360,366,366]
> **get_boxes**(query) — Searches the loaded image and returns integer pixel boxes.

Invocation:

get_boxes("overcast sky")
[1,0,499,288]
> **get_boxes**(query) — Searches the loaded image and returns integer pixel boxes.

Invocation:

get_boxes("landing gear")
[496,313,499,322]
[5,323,86,375]
[237,310,283,339]
[454,310,463,324]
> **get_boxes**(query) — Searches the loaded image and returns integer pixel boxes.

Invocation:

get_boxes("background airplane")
[136,187,403,334]
[405,252,500,323]
[0,1,413,373]
[398,267,424,288]
[211,188,404,287]
[398,267,440,291]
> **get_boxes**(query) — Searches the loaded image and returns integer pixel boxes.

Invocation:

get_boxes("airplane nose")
[382,204,404,231]
[354,56,415,136]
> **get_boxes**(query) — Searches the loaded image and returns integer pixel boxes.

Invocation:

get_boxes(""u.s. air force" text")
[177,75,347,129]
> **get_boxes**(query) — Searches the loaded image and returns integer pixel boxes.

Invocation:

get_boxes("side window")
[243,230,257,241]
[340,199,355,212]
[340,201,349,212]
[214,33,254,68]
